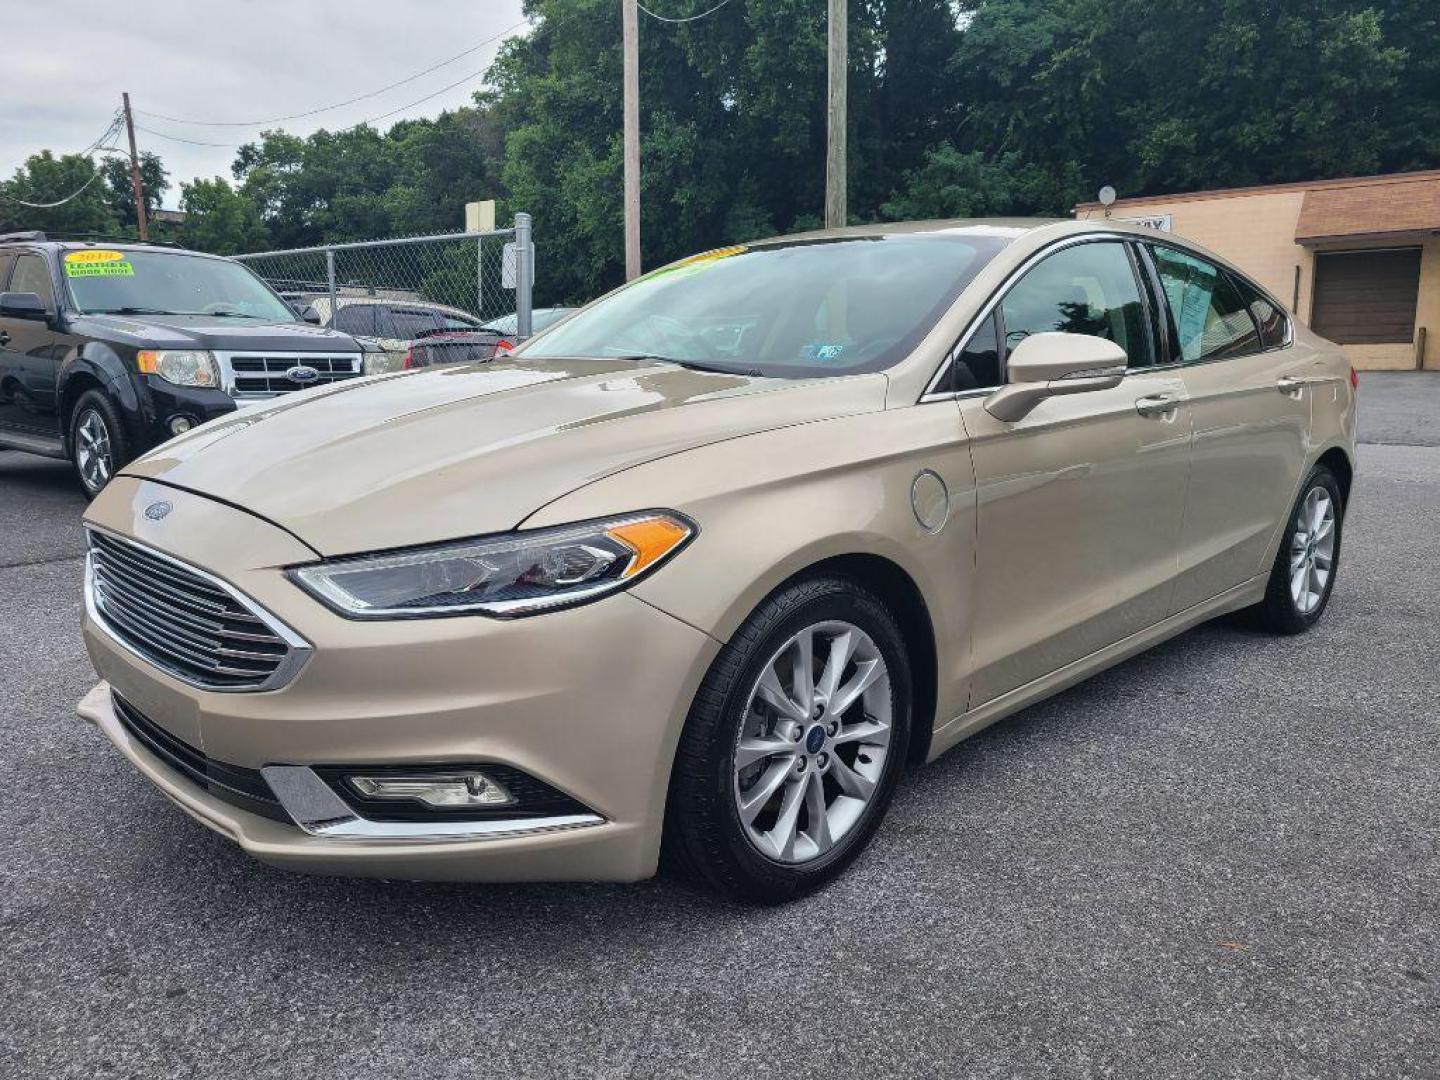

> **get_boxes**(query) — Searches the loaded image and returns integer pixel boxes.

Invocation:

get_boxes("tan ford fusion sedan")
[77,219,1356,902]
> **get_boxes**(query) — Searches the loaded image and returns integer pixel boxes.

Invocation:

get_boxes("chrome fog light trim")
[260,765,604,842]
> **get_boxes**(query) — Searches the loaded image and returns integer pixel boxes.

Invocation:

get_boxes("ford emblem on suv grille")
[285,365,321,384]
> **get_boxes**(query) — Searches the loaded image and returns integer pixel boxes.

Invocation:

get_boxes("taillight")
[403,347,415,369]
[494,339,515,356]
[1349,366,1359,391]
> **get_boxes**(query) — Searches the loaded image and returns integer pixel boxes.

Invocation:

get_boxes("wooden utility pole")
[824,0,847,229]
[621,0,641,280]
[121,93,150,241]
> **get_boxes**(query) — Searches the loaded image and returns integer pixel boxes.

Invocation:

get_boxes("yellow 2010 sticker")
[65,260,135,278]
[63,249,126,264]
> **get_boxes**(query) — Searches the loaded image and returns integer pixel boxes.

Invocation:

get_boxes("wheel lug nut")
[796,756,807,773]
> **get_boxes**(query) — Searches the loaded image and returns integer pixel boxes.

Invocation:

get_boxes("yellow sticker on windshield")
[65,260,134,278]
[63,250,126,264]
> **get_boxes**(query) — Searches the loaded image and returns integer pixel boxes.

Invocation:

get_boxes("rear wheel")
[1254,464,1344,634]
[664,576,911,903]
[69,390,130,499]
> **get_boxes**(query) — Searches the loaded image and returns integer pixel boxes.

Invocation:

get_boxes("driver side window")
[1000,242,1152,368]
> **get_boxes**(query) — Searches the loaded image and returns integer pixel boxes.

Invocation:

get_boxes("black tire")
[663,575,912,903]
[68,389,131,499]
[1254,464,1344,634]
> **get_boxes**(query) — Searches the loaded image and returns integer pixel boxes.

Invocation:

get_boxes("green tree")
[102,151,170,234]
[178,177,268,254]
[0,151,119,236]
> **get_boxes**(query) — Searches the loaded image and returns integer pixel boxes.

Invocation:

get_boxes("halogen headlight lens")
[137,350,221,388]
[288,512,695,619]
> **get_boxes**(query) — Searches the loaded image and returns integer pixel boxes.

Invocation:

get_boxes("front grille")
[87,530,307,691]
[221,352,362,398]
[112,694,291,823]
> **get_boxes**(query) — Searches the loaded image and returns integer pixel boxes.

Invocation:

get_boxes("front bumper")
[79,477,722,882]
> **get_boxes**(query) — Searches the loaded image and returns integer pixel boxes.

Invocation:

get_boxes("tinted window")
[440,313,482,331]
[11,254,55,309]
[522,235,1009,379]
[0,253,14,290]
[952,312,1001,391]
[1229,272,1289,349]
[1000,242,1152,368]
[332,305,376,335]
[379,307,445,340]
[1149,246,1260,361]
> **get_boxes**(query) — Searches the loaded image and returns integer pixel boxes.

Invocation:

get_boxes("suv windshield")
[519,234,1008,378]
[63,249,296,321]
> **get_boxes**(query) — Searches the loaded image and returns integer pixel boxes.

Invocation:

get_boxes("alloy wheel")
[1289,485,1336,615]
[732,620,893,864]
[75,409,114,492]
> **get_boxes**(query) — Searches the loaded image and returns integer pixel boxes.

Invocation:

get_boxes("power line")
[1,130,126,209]
[636,0,734,23]
[135,18,531,127]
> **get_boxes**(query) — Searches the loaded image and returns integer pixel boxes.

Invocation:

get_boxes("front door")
[957,239,1194,707]
[0,252,60,437]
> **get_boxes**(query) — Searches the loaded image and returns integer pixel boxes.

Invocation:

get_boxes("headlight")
[137,350,221,388]
[288,512,695,619]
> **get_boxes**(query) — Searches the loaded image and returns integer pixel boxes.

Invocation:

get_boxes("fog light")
[346,771,515,808]
[168,416,194,435]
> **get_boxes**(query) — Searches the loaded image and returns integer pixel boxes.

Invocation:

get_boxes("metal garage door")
[1310,247,1421,344]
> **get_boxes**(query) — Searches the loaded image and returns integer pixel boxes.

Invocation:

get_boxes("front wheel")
[664,576,912,903]
[69,389,130,499]
[1255,464,1344,634]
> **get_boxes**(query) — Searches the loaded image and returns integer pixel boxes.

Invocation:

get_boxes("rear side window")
[1229,273,1290,350]
[1000,241,1153,368]
[332,305,377,335]
[380,307,445,340]
[0,253,14,288]
[1149,246,1260,362]
[10,254,55,309]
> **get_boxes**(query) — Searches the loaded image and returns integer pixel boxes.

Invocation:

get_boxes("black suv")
[0,233,367,496]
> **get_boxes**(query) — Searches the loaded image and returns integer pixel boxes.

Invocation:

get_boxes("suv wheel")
[69,390,129,498]
[1255,464,1344,634]
[664,576,912,903]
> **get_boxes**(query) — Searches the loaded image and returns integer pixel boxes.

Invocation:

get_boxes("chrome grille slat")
[86,530,311,692]
[216,351,363,399]
[92,548,262,628]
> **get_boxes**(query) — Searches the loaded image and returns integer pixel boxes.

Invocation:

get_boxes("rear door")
[1143,243,1314,610]
[0,252,61,436]
[955,238,1194,706]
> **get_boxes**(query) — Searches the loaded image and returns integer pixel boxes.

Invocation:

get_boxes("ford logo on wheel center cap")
[285,365,320,384]
[805,725,826,754]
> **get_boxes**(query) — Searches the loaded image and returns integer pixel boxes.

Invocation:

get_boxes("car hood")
[121,357,888,556]
[70,313,361,352]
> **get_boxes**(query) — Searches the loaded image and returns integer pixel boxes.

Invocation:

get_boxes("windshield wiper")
[88,306,175,315]
[173,309,269,319]
[612,353,763,377]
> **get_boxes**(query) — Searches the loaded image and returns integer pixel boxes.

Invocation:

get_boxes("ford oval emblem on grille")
[285,365,320,384]
[144,500,172,521]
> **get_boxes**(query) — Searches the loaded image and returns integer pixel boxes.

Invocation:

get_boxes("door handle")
[1134,392,1182,418]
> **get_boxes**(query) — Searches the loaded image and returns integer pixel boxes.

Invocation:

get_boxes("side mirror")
[0,291,49,321]
[300,306,322,325]
[983,332,1127,422]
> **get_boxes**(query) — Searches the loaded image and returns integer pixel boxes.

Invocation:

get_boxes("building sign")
[1117,213,1173,232]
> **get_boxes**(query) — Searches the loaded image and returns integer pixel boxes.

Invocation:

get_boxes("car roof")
[752,218,1067,247]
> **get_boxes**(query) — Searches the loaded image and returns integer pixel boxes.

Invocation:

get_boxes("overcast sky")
[1,0,528,208]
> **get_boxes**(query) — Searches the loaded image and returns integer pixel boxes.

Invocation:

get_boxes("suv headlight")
[288,512,695,619]
[137,350,222,388]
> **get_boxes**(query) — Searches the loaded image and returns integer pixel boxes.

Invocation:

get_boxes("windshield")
[63,249,296,321]
[518,234,1008,377]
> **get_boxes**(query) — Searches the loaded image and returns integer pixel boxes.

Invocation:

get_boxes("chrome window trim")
[919,233,1132,404]
[259,765,606,842]
[84,526,313,693]
[918,231,1298,406]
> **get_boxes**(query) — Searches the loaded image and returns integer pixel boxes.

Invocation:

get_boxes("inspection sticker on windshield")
[63,251,133,278]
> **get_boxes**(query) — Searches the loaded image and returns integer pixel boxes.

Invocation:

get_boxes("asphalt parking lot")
[2,373,1437,1079]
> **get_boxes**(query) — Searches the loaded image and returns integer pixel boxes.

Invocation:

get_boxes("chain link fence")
[235,215,534,373]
